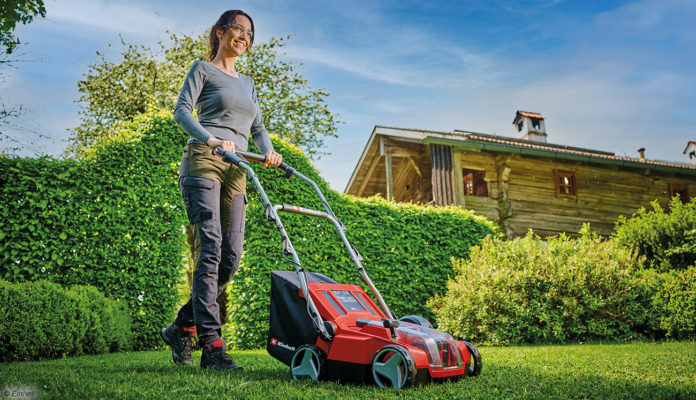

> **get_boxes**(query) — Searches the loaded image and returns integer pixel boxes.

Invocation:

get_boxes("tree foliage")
[0,0,46,54]
[70,33,338,159]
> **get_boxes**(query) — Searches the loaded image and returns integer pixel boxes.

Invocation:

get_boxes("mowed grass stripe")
[0,342,694,399]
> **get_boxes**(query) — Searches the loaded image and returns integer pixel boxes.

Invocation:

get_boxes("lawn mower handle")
[213,147,294,177]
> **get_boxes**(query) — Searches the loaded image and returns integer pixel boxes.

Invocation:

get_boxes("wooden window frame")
[462,168,489,197]
[554,170,577,199]
[669,183,689,203]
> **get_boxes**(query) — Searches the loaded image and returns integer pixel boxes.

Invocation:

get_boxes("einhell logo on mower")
[270,338,295,351]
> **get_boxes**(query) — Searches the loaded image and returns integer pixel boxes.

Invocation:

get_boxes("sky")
[2,0,695,191]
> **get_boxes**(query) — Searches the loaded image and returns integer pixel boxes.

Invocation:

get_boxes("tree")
[69,33,338,159]
[1,0,46,54]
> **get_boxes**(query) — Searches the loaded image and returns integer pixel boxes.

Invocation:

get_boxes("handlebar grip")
[235,150,294,176]
[213,146,245,166]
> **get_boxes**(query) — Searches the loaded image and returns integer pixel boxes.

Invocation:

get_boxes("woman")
[161,9,282,370]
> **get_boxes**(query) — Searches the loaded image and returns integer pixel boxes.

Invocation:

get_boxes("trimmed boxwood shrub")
[614,197,696,272]
[225,138,497,349]
[429,228,650,345]
[0,111,188,349]
[0,280,131,361]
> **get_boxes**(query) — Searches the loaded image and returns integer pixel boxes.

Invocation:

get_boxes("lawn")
[1,341,694,399]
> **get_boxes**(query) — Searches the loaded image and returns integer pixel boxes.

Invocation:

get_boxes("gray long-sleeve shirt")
[173,60,273,154]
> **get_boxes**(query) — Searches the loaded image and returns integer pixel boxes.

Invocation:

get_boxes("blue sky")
[3,0,695,191]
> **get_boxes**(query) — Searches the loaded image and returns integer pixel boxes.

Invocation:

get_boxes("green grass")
[1,342,695,399]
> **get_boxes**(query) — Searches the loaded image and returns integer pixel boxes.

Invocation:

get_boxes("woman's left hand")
[262,150,282,167]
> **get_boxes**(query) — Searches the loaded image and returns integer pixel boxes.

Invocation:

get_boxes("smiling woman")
[160,9,282,372]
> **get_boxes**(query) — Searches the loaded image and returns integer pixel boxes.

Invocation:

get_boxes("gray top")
[173,60,273,154]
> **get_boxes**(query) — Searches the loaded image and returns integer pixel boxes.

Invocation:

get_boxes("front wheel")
[371,345,416,389]
[462,341,482,377]
[290,344,325,381]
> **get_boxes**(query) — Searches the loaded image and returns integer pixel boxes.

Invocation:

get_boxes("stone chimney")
[637,148,646,159]
[684,141,696,165]
[513,110,547,143]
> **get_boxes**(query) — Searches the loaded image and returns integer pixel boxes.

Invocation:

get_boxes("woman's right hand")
[207,137,235,154]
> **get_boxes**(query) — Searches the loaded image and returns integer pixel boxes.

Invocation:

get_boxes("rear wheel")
[398,315,433,329]
[371,345,416,389]
[462,341,482,377]
[291,344,325,381]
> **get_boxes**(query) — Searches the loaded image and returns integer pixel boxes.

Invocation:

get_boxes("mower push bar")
[213,147,394,337]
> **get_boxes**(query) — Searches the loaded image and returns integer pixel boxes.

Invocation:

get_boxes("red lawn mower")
[214,148,482,389]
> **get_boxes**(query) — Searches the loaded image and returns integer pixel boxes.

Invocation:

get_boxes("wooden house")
[344,111,696,237]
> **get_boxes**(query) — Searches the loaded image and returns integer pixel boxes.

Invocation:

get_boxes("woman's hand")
[207,137,235,154]
[262,150,282,167]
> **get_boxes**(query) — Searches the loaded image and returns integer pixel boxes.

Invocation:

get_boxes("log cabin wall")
[452,149,696,237]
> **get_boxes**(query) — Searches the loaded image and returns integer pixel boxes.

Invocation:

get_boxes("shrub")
[614,197,696,271]
[641,265,696,339]
[0,111,188,349]
[429,228,649,345]
[225,138,497,349]
[0,280,132,361]
[69,285,132,353]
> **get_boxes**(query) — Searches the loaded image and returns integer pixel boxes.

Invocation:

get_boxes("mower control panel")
[330,290,366,312]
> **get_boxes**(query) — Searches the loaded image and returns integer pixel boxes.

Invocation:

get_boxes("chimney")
[513,110,547,143]
[637,147,645,159]
[684,141,696,165]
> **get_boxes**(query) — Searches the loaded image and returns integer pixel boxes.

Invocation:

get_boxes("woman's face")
[218,15,253,57]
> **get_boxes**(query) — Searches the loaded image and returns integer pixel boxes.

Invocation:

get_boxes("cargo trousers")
[174,143,247,345]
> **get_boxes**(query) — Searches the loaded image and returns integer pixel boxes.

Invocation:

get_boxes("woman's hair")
[208,9,255,61]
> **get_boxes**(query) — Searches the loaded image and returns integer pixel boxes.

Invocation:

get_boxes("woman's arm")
[173,61,215,145]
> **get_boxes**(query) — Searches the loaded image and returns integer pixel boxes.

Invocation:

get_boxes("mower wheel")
[371,345,416,389]
[462,341,482,377]
[398,315,433,329]
[291,344,325,381]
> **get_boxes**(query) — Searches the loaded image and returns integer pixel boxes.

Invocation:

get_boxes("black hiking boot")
[200,339,243,370]
[160,323,195,365]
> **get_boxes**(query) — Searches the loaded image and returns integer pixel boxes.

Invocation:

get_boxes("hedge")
[0,111,496,351]
[0,111,188,349]
[225,138,497,349]
[429,228,650,345]
[0,280,131,361]
[614,197,696,272]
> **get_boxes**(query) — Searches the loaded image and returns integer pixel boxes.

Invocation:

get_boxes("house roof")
[684,141,696,154]
[515,110,544,119]
[345,125,696,193]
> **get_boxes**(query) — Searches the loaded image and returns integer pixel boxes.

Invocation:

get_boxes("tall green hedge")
[1,111,496,351]
[225,140,497,349]
[0,112,188,349]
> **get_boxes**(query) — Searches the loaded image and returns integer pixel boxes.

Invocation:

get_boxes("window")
[669,183,689,203]
[462,169,488,197]
[690,151,695,160]
[554,170,576,198]
[531,118,541,130]
[517,122,523,132]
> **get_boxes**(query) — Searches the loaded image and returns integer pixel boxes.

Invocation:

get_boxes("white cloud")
[45,0,176,38]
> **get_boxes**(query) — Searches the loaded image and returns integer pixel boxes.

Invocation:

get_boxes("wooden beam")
[452,151,465,207]
[385,151,393,201]
[357,153,383,197]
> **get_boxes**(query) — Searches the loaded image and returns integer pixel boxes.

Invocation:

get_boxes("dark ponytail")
[208,9,255,61]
